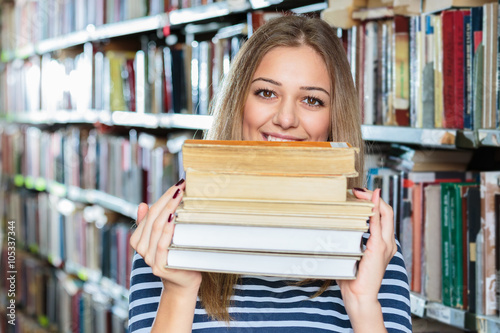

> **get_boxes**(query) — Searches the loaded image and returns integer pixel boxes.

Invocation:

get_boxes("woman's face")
[242,45,331,142]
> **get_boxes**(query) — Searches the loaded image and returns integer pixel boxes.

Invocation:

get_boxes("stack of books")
[166,140,374,279]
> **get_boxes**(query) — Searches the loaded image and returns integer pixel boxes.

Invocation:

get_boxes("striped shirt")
[128,234,412,332]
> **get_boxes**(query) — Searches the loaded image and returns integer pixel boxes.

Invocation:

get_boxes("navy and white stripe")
[128,234,412,332]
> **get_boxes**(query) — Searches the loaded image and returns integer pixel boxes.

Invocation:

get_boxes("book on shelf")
[182,140,359,177]
[393,15,410,126]
[465,186,481,313]
[166,248,361,280]
[422,184,442,302]
[441,9,468,130]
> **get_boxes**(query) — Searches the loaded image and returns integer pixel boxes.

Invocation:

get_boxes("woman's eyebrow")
[300,86,330,96]
[251,77,281,86]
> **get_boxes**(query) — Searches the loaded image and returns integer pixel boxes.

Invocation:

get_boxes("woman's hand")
[130,179,201,332]
[336,188,397,332]
[130,179,202,291]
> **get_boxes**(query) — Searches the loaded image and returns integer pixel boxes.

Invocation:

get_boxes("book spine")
[441,183,452,307]
[411,183,423,293]
[393,16,410,126]
[422,15,435,128]
[467,187,481,313]
[434,15,444,128]
[451,184,464,308]
[464,13,473,130]
[442,11,458,129]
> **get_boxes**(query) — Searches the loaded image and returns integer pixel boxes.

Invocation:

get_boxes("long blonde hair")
[201,15,364,321]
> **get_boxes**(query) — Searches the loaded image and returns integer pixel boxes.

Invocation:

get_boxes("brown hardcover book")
[185,169,348,202]
[182,140,359,177]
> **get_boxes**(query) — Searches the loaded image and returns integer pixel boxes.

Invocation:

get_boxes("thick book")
[182,140,359,177]
[185,169,348,202]
[172,223,367,255]
[181,195,374,219]
[166,248,360,279]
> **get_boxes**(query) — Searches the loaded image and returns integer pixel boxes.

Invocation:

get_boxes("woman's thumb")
[136,203,149,226]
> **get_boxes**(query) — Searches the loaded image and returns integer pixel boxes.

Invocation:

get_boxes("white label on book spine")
[329,142,349,148]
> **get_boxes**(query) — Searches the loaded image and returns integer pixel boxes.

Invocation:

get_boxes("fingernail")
[175,178,185,186]
[173,188,181,199]
[168,213,174,223]
[378,189,382,197]
[353,187,366,192]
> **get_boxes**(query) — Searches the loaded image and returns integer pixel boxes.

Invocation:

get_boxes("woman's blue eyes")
[254,89,325,107]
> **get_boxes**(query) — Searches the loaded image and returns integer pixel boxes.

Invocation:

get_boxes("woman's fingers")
[353,188,396,255]
[378,198,396,244]
[130,180,185,255]
[136,202,149,226]
[145,189,184,266]
[135,182,185,254]
[152,216,177,277]
[367,189,382,240]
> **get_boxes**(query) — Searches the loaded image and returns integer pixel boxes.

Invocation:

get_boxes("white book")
[167,248,360,279]
[172,223,366,255]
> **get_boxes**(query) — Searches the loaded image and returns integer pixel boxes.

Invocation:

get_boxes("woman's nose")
[272,99,299,129]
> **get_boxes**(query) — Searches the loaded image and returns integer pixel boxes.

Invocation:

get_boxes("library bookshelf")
[0,0,500,332]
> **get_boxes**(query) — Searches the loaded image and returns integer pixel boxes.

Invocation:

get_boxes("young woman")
[128,15,412,333]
